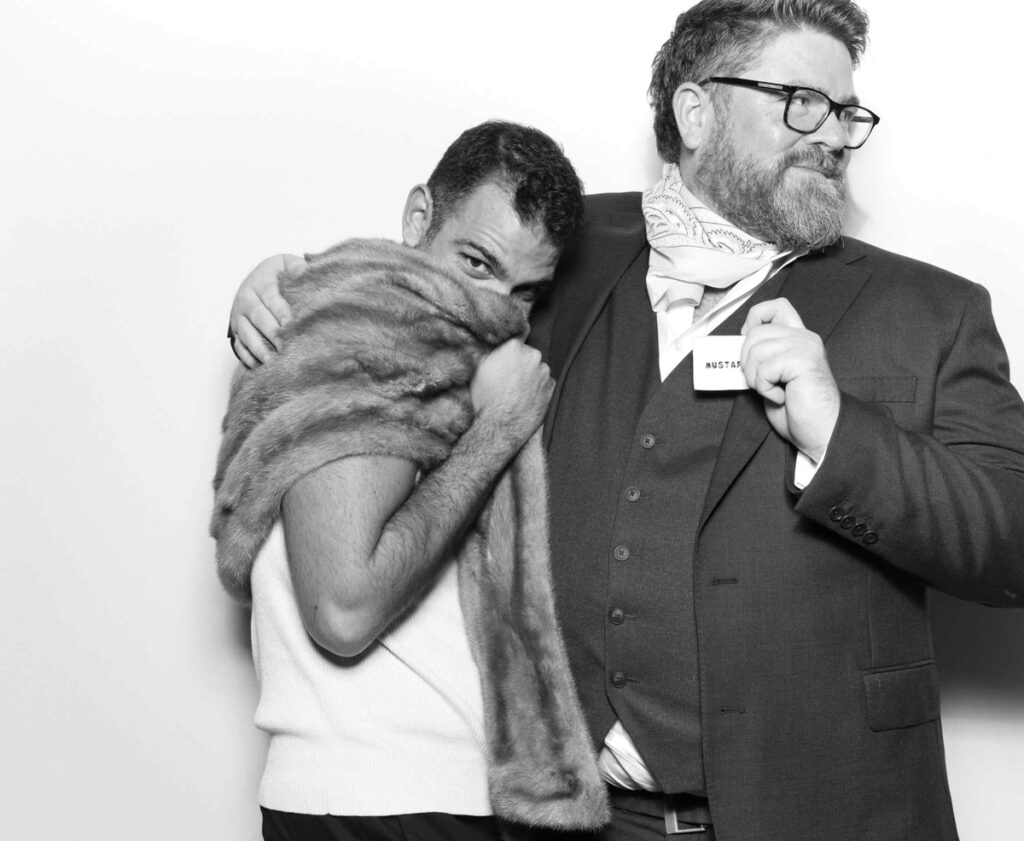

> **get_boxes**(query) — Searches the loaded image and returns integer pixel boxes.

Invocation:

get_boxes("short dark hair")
[424,120,585,249]
[649,0,870,162]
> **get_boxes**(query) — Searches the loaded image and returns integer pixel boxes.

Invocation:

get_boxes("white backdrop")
[3,2,1022,839]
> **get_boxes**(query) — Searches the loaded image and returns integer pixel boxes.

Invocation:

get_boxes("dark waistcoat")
[545,252,737,794]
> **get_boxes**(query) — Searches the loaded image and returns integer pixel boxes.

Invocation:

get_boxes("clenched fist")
[471,339,555,443]
[741,298,839,462]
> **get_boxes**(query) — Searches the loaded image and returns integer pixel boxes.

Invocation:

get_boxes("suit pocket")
[863,661,940,731]
[838,376,918,403]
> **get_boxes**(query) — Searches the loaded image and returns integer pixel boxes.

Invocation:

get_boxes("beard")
[694,119,847,251]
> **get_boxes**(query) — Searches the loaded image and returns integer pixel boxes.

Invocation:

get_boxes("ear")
[402,184,433,247]
[672,82,714,153]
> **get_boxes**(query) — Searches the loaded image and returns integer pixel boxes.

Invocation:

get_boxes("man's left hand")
[740,298,839,463]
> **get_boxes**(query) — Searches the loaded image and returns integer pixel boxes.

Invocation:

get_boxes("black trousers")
[262,793,715,841]
[261,808,502,841]
[500,790,715,841]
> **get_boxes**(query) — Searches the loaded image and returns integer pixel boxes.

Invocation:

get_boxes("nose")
[806,110,848,152]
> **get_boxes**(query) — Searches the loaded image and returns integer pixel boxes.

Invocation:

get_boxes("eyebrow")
[791,80,861,106]
[453,238,508,278]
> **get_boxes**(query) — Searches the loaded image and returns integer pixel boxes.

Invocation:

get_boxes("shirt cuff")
[793,447,826,490]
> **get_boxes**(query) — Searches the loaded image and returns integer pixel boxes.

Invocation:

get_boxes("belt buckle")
[664,804,709,835]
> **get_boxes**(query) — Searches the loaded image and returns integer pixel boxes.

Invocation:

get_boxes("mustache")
[781,148,845,179]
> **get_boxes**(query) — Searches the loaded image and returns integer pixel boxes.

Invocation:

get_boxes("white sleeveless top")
[250,523,492,816]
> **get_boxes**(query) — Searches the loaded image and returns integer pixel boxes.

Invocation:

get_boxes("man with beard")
[227,2,1024,839]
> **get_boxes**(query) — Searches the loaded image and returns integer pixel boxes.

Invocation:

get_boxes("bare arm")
[282,339,553,656]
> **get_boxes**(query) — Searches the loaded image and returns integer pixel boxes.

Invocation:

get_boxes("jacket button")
[640,434,656,449]
[851,523,867,537]
[613,545,630,561]
[625,487,641,502]
[863,531,879,545]
[610,608,625,625]
[840,515,856,530]
[611,672,627,688]
[828,506,846,522]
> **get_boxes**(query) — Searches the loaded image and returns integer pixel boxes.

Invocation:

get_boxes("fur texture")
[211,238,608,829]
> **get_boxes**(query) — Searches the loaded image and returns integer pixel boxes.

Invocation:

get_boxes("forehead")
[446,180,520,231]
[744,27,856,100]
[436,180,559,277]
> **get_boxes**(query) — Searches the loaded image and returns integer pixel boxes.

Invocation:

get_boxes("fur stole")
[211,239,608,829]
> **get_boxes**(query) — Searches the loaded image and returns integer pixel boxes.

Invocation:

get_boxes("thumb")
[282,254,308,279]
[742,297,804,333]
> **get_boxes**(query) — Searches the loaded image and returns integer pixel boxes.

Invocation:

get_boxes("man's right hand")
[229,254,306,368]
[470,339,554,442]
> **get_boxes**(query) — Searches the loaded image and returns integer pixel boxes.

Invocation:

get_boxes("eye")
[462,253,493,278]
[512,284,549,305]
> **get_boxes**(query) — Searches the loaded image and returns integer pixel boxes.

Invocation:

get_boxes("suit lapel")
[543,206,648,447]
[699,248,872,530]
[542,196,873,527]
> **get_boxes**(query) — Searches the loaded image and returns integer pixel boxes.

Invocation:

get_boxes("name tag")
[693,335,748,390]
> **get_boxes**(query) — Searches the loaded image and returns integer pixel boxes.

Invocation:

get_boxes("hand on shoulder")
[229,254,306,368]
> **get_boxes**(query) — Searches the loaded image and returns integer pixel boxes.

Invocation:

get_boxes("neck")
[675,158,742,234]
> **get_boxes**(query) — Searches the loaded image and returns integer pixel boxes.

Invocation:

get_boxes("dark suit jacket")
[530,192,1024,841]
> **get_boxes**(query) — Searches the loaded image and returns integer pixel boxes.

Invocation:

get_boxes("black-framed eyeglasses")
[701,77,881,149]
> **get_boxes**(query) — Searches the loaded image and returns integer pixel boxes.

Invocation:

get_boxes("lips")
[783,150,843,180]
[787,159,843,180]
[791,164,839,178]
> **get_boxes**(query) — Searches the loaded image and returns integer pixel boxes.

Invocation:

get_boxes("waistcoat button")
[625,487,641,502]
[610,608,625,625]
[640,434,656,449]
[613,545,630,561]
[611,672,627,688]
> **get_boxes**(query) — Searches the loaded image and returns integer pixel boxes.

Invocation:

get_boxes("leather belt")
[606,788,713,836]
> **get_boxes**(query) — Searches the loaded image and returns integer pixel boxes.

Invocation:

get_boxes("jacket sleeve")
[795,281,1024,607]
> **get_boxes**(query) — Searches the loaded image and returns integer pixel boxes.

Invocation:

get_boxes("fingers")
[742,338,793,404]
[741,328,824,401]
[233,317,278,366]
[735,299,839,458]
[231,336,260,370]
[247,301,286,352]
[491,337,536,364]
[228,253,301,366]
[259,286,293,331]
[471,338,551,416]
[741,298,804,334]
[741,319,839,459]
[264,255,303,326]
[740,329,790,377]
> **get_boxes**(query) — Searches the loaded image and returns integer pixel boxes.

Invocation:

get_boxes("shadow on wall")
[931,591,1024,710]
[231,603,253,656]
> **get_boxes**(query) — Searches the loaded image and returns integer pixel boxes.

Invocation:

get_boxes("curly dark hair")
[424,121,585,249]
[649,0,870,163]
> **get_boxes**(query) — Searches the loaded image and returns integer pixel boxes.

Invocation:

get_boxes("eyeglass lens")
[786,89,875,147]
